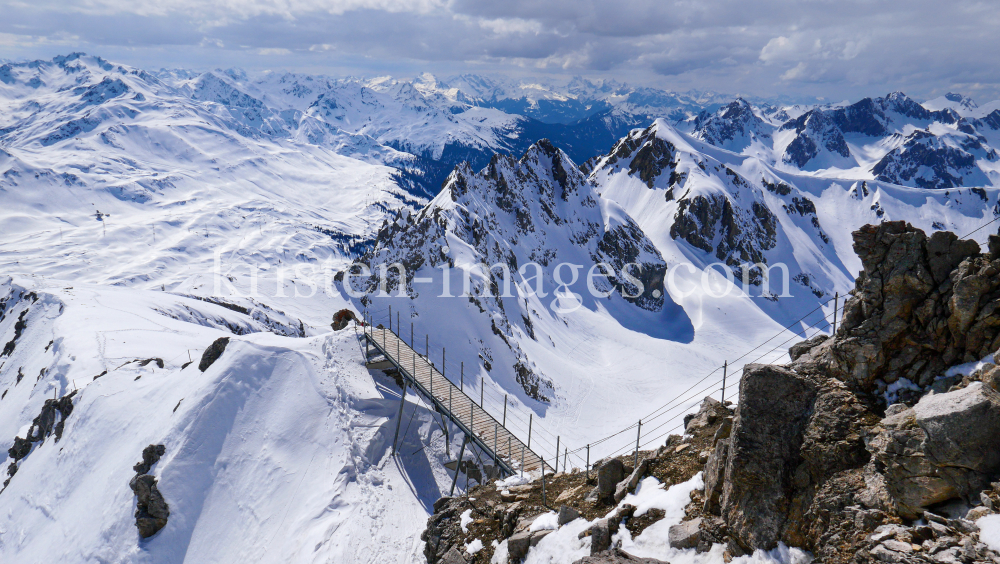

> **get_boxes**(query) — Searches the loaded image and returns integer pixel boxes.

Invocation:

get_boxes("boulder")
[595,459,626,502]
[130,473,169,538]
[684,397,722,432]
[869,383,1000,519]
[589,520,614,554]
[439,546,468,564]
[720,364,819,550]
[198,337,230,372]
[529,529,552,547]
[557,504,580,526]
[989,234,1000,260]
[507,530,533,561]
[789,334,829,361]
[614,457,650,503]
[668,518,702,549]
[984,365,1000,393]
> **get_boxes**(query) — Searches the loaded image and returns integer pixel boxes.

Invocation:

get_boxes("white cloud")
[0,0,998,100]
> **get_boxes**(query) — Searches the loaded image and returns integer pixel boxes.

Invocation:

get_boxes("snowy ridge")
[0,275,463,563]
[686,91,1000,188]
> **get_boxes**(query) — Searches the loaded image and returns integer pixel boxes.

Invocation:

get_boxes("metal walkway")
[361,324,551,476]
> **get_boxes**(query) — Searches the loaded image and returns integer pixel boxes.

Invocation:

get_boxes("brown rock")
[571,547,669,564]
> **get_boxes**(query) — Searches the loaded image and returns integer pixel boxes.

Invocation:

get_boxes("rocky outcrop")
[198,337,230,372]
[688,223,1000,562]
[796,221,999,397]
[129,444,169,538]
[3,390,76,489]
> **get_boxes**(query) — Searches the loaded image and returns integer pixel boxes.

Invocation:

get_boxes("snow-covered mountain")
[687,91,1000,189]
[3,53,1000,564]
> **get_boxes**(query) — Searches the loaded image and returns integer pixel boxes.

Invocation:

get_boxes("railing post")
[389,305,391,332]
[833,291,839,335]
[528,414,532,449]
[450,434,469,497]
[541,464,547,506]
[426,334,429,357]
[460,362,464,391]
[502,394,507,427]
[480,377,484,407]
[555,436,560,474]
[494,424,498,472]
[634,420,642,468]
[520,445,524,478]
[721,360,728,404]
[443,348,446,383]
[411,322,413,347]
[564,448,567,474]
[586,444,590,480]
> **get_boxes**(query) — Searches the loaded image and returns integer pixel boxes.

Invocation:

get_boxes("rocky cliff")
[420,223,1000,564]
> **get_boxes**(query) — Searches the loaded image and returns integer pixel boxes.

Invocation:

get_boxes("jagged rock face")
[798,221,1000,395]
[356,140,671,401]
[780,110,852,169]
[716,364,880,553]
[669,183,779,278]
[872,129,987,189]
[599,125,679,189]
[692,98,771,151]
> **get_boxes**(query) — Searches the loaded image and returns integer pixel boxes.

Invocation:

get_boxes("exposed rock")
[507,530,533,560]
[984,365,1000,393]
[594,459,626,503]
[571,547,669,564]
[129,444,169,539]
[7,436,31,461]
[558,504,580,526]
[668,517,703,549]
[331,309,359,331]
[684,397,722,432]
[198,337,230,372]
[789,334,829,362]
[614,457,650,503]
[799,223,998,395]
[869,382,1000,518]
[133,444,166,475]
[439,546,468,564]
[702,438,729,514]
[719,364,820,550]
[589,519,616,554]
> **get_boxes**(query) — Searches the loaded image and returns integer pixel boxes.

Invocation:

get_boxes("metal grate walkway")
[362,324,551,476]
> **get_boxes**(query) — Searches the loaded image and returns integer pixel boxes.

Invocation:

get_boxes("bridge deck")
[363,326,550,475]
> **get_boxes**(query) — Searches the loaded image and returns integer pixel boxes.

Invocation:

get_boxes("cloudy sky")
[2,0,999,101]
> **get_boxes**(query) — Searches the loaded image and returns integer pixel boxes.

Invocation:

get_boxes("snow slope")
[0,275,465,563]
